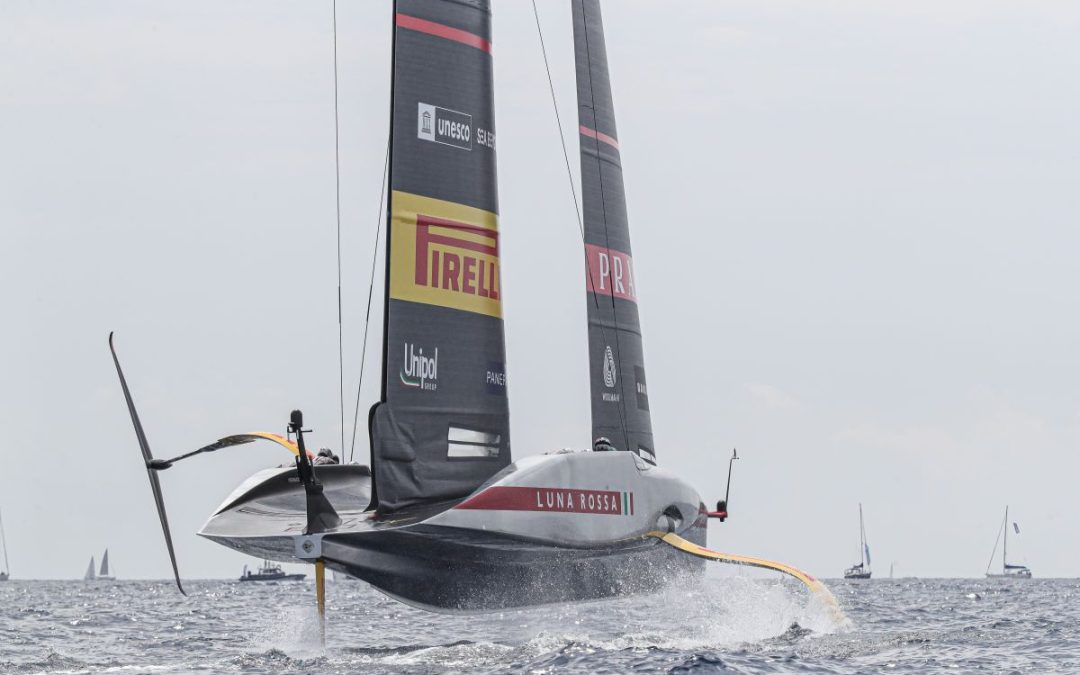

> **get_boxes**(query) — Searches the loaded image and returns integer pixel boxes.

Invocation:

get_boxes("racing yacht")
[113,0,713,612]
[113,0,845,617]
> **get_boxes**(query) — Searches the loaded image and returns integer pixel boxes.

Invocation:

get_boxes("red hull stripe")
[396,13,491,54]
[579,124,620,150]
[457,485,631,516]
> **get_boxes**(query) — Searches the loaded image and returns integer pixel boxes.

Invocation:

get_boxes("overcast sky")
[2,0,1079,581]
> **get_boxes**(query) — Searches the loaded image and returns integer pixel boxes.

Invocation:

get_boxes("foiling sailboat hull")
[328,525,703,612]
[200,452,707,612]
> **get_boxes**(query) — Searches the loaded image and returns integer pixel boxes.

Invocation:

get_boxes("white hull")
[200,450,708,611]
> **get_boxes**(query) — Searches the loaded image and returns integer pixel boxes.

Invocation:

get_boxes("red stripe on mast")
[396,13,492,53]
[579,124,620,150]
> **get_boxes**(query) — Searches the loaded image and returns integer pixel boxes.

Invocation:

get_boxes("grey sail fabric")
[369,0,510,512]
[573,0,655,462]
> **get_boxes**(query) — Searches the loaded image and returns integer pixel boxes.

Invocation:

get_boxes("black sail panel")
[370,0,510,512]
[573,0,654,462]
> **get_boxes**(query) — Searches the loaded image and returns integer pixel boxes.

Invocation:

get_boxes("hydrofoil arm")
[147,432,314,470]
[109,333,318,596]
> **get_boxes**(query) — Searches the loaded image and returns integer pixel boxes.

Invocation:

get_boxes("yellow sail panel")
[389,190,503,318]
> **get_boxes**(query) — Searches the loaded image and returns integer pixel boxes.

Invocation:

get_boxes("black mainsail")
[369,0,510,512]
[573,0,654,461]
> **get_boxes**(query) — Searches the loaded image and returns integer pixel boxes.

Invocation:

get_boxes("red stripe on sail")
[579,124,620,150]
[396,13,491,53]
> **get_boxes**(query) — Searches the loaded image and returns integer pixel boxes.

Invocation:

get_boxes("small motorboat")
[239,560,306,583]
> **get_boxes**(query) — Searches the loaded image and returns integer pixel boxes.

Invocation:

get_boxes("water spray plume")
[650,532,850,628]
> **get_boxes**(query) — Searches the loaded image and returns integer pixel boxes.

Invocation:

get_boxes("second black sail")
[573,0,654,462]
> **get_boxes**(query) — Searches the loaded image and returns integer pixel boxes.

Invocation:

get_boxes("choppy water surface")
[1,575,1077,673]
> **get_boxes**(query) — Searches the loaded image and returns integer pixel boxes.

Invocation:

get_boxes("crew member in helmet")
[313,447,340,465]
[593,436,616,452]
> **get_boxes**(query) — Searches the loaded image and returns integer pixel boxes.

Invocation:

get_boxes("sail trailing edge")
[572,0,655,462]
[369,0,510,513]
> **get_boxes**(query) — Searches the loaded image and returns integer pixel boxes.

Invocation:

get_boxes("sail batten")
[370,0,510,513]
[573,0,654,460]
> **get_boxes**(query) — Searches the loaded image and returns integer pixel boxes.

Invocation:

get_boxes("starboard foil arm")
[109,334,322,595]
[146,432,314,470]
[108,332,185,595]
[649,531,849,626]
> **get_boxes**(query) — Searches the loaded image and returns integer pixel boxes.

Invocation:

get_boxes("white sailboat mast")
[1002,506,1009,571]
[0,508,10,575]
[858,503,867,568]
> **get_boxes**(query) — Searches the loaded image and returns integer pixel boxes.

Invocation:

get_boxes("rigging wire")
[985,509,1007,573]
[332,0,345,459]
[533,1,633,454]
[348,142,390,464]
[531,0,584,240]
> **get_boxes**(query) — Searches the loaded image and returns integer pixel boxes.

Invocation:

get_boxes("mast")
[858,503,865,567]
[985,507,1006,575]
[572,0,654,462]
[0,508,9,576]
[1002,505,1009,572]
[368,0,510,512]
[379,1,397,405]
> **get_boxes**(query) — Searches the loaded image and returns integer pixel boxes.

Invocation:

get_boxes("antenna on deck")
[708,449,739,521]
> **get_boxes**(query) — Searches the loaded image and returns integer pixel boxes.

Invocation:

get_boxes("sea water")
[1,574,1077,673]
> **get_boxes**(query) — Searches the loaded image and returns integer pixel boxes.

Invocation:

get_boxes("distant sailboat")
[84,550,116,581]
[98,549,116,580]
[0,508,10,581]
[986,506,1031,579]
[843,503,872,579]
